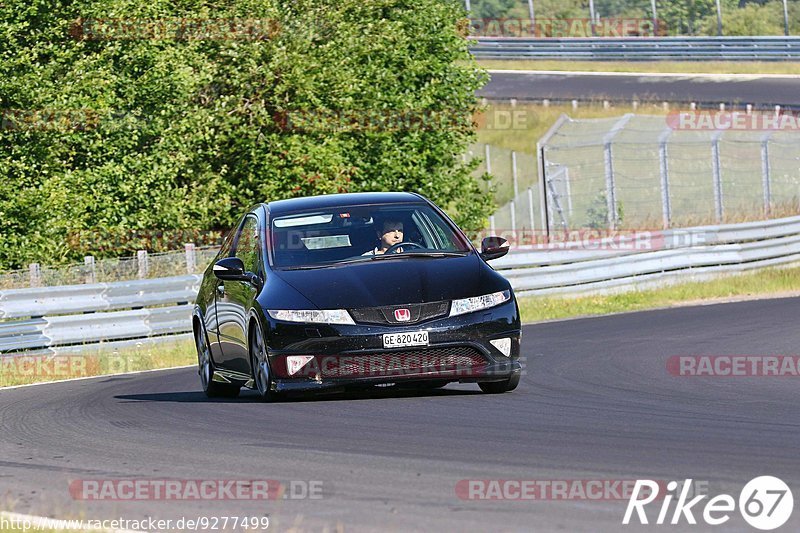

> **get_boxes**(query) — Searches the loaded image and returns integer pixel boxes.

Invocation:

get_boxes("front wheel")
[251,323,278,402]
[478,373,520,394]
[196,325,240,398]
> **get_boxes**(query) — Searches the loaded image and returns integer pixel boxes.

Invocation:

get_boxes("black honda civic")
[192,192,521,400]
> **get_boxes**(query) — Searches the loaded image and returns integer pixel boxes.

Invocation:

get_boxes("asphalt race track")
[479,70,800,109]
[2,297,800,532]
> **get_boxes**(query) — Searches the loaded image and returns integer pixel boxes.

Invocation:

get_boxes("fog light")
[286,355,315,376]
[489,338,511,357]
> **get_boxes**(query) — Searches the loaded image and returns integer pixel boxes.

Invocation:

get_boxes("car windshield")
[270,203,471,269]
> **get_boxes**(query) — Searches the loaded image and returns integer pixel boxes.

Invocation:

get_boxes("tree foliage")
[0,0,490,269]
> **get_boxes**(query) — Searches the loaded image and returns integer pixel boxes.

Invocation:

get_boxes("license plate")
[383,331,429,349]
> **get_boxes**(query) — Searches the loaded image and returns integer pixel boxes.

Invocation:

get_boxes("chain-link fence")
[534,113,800,232]
[0,245,220,290]
[466,0,800,37]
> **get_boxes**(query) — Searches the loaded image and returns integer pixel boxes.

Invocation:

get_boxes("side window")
[218,225,238,259]
[235,216,261,274]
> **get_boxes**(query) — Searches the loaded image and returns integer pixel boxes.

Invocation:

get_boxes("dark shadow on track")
[115,385,485,404]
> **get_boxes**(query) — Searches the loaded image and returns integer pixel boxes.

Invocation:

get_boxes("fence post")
[84,256,96,284]
[761,133,774,217]
[511,151,519,199]
[137,250,149,279]
[509,200,516,243]
[711,131,724,223]
[527,187,536,238]
[29,263,41,288]
[536,114,570,238]
[484,144,493,193]
[564,167,573,217]
[783,0,790,36]
[537,144,550,235]
[185,243,197,274]
[603,114,634,230]
[658,128,673,229]
[603,143,617,229]
[489,215,496,236]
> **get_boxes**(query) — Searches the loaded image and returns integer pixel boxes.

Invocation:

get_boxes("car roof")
[264,192,427,216]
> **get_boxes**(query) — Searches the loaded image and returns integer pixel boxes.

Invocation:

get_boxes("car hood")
[272,254,490,309]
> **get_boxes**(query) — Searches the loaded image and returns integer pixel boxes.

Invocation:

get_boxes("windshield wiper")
[280,257,374,270]
[370,251,468,260]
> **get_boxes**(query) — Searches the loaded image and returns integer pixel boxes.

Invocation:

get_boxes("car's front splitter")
[270,359,522,393]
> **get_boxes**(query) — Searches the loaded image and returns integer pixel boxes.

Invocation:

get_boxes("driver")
[363,218,404,255]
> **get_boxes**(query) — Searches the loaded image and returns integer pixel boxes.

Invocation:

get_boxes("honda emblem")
[394,308,411,322]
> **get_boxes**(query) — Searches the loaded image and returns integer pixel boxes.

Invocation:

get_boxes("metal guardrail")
[471,37,800,61]
[493,215,800,296]
[0,306,192,353]
[494,215,800,267]
[0,275,201,319]
[1,215,800,355]
[0,276,200,355]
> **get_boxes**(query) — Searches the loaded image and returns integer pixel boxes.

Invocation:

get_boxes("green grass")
[0,338,196,388]
[518,265,800,323]
[477,59,800,76]
[475,101,669,152]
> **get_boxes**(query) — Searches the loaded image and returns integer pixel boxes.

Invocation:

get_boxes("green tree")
[0,0,491,269]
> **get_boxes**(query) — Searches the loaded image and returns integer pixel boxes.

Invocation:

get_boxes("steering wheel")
[384,242,425,254]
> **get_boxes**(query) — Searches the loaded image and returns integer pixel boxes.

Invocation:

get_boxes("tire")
[478,373,520,394]
[250,322,278,402]
[195,325,240,398]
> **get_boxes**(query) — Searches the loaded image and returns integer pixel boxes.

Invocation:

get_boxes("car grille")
[277,346,488,379]
[349,301,450,325]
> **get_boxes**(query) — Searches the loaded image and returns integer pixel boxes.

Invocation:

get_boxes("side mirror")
[213,257,246,281]
[214,257,264,288]
[480,236,510,261]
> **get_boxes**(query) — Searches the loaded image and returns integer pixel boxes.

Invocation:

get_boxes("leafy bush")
[0,0,491,269]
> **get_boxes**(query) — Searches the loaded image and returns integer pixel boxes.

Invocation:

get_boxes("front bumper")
[265,298,521,393]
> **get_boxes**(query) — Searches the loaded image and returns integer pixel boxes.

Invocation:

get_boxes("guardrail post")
[658,128,673,229]
[761,133,774,217]
[711,131,724,223]
[511,151,519,199]
[29,263,41,288]
[185,243,196,274]
[137,250,149,279]
[84,256,96,284]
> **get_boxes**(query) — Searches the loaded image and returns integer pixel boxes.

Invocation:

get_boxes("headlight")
[449,290,511,317]
[267,309,355,325]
